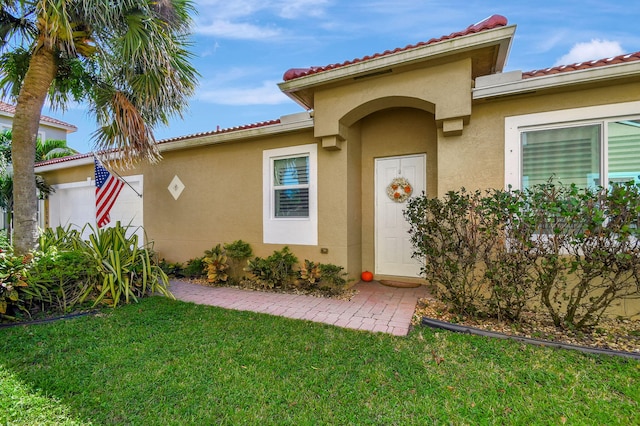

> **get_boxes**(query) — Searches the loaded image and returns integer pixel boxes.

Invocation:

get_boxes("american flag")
[94,157,124,228]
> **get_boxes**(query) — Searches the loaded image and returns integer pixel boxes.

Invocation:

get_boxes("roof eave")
[0,110,78,133]
[34,155,94,172]
[34,115,315,172]
[473,61,640,100]
[158,115,314,153]
[278,24,516,110]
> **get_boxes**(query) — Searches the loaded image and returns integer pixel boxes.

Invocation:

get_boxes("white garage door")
[49,175,144,242]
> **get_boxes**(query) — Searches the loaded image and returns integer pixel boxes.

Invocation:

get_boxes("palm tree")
[36,138,78,162]
[1,129,78,162]
[0,0,198,253]
[0,130,73,240]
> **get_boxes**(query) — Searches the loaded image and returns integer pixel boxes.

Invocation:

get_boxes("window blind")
[608,121,640,184]
[522,125,600,189]
[273,156,310,218]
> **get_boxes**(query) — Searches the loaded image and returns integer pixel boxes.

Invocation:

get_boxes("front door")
[375,154,425,277]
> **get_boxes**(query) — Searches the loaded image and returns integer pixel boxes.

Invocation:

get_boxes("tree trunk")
[12,46,57,254]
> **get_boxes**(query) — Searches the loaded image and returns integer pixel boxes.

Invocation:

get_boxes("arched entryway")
[355,106,438,279]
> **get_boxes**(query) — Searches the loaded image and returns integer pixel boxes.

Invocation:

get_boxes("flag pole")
[93,154,143,198]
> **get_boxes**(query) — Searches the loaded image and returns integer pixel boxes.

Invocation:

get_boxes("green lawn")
[1,297,638,425]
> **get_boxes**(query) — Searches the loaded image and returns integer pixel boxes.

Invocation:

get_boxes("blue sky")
[43,0,640,154]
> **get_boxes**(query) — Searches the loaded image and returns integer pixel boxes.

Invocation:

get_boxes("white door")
[49,175,144,242]
[375,154,425,277]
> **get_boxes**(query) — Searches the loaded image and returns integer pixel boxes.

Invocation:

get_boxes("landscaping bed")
[413,296,640,355]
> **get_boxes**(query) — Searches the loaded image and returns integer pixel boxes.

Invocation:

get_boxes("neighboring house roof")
[0,101,78,132]
[282,14,509,82]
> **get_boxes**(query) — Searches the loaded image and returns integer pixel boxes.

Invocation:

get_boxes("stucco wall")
[313,59,471,139]
[141,130,354,266]
[0,118,69,141]
[434,80,640,195]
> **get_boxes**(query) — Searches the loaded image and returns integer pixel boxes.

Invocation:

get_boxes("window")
[522,124,601,189]
[505,101,640,190]
[263,144,317,245]
[273,156,309,217]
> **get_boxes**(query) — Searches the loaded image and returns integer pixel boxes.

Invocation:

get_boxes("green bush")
[404,189,500,317]
[2,224,173,321]
[159,259,185,277]
[245,246,298,289]
[296,260,350,295]
[38,225,82,252]
[504,182,640,329]
[224,240,253,283]
[183,257,205,278]
[0,232,10,251]
[0,250,32,320]
[203,244,229,284]
[405,182,640,329]
[79,223,172,307]
[27,247,96,313]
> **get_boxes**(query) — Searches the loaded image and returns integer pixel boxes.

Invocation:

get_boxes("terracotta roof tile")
[282,14,508,81]
[523,51,640,79]
[0,101,78,130]
[157,119,281,145]
[35,152,93,167]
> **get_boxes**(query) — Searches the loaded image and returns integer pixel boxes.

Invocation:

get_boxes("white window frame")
[263,144,317,245]
[505,101,640,190]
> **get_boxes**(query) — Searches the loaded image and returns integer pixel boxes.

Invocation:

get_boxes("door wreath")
[386,177,413,203]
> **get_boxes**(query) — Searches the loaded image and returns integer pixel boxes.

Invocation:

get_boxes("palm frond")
[92,89,160,167]
[0,1,38,50]
[36,138,78,161]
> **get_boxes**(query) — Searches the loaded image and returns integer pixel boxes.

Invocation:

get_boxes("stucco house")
[35,15,640,294]
[0,101,77,143]
[1,101,78,229]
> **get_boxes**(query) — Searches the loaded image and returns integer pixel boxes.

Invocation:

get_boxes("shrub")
[245,246,298,289]
[404,189,498,317]
[0,250,32,320]
[203,244,229,284]
[78,223,172,307]
[224,240,253,283]
[159,259,185,277]
[296,260,322,289]
[317,263,350,295]
[0,232,10,251]
[405,182,640,329]
[296,261,350,295]
[27,247,97,313]
[505,182,640,329]
[183,257,205,278]
[38,225,82,252]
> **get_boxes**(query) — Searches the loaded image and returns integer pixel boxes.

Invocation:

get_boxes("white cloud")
[193,0,332,40]
[196,19,281,39]
[276,0,331,19]
[554,39,625,65]
[197,80,290,106]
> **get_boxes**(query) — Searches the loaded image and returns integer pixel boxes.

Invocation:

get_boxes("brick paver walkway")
[169,279,430,336]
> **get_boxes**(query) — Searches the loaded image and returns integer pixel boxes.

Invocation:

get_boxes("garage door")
[49,175,143,241]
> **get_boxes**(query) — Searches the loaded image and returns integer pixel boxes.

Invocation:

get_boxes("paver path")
[169,279,430,336]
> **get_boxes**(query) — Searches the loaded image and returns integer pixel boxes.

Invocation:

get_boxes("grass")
[1,297,639,425]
